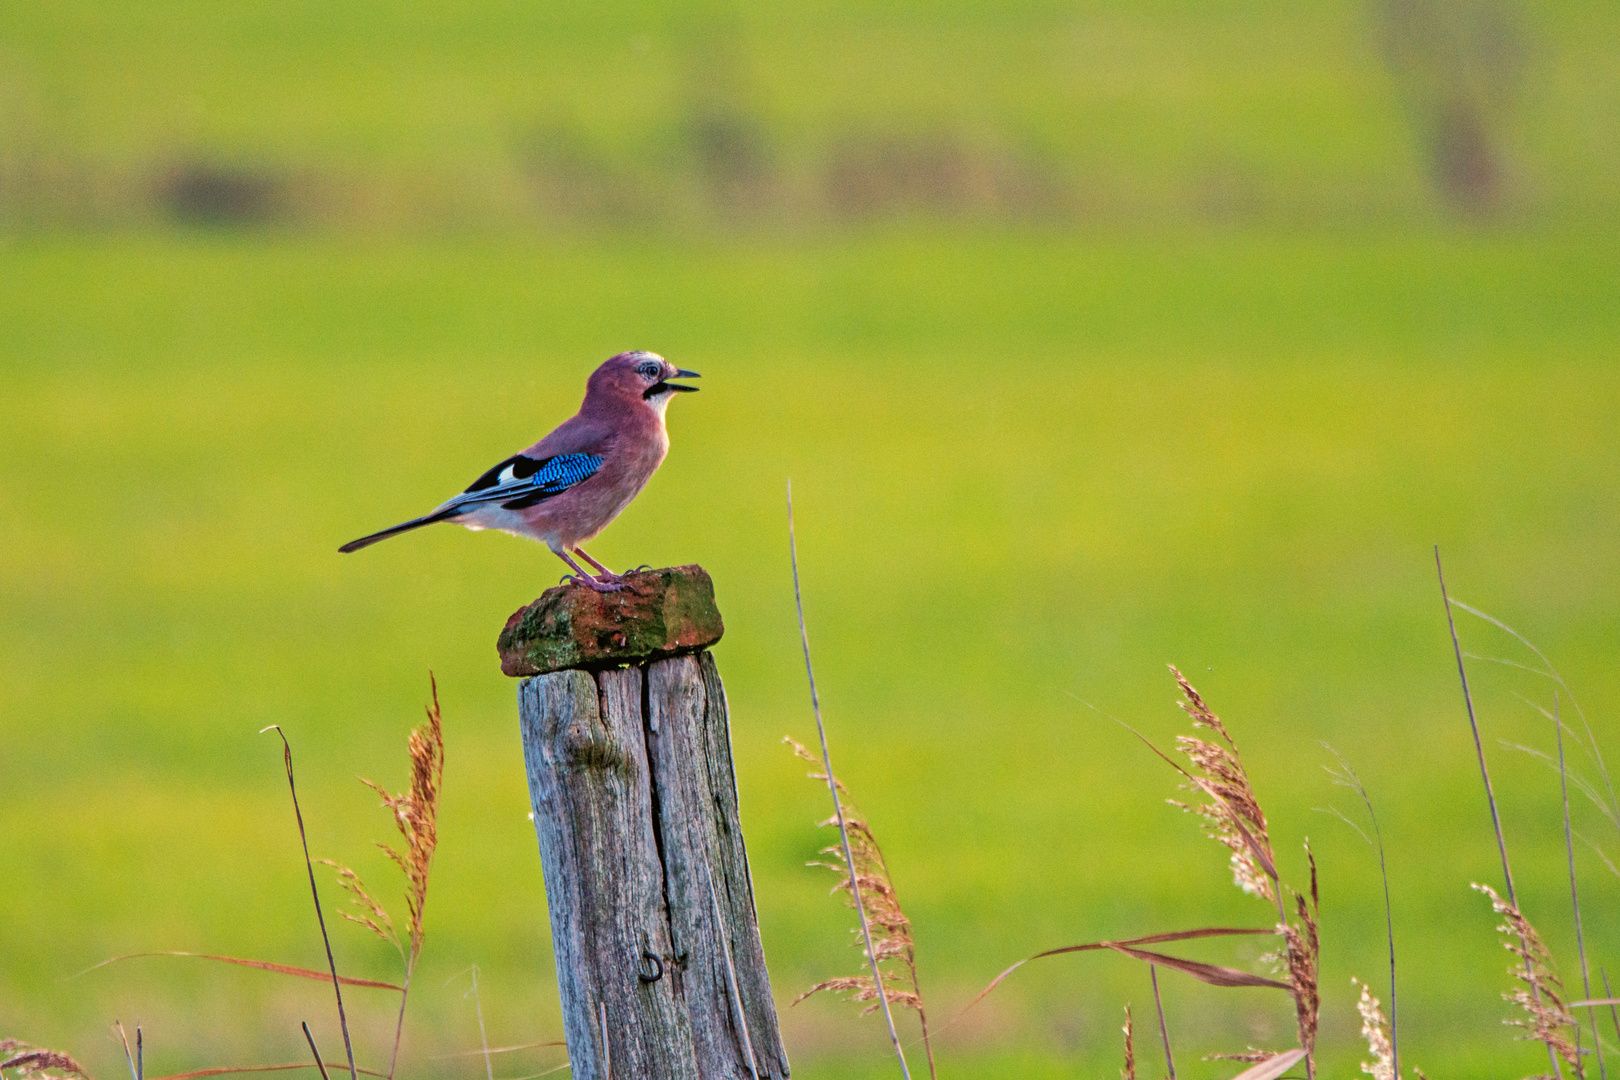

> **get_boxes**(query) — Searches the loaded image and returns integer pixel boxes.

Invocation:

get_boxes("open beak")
[665,368,701,392]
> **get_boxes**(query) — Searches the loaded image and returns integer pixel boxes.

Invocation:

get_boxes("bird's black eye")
[636,361,662,381]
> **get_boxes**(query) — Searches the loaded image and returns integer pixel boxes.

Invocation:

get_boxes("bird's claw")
[562,573,628,593]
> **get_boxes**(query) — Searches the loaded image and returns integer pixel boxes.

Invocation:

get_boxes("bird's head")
[585,351,700,418]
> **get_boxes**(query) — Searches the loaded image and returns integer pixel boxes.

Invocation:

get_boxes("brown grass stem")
[1122,1004,1135,1080]
[600,1001,611,1080]
[1435,549,1562,1080]
[82,952,403,992]
[1323,745,1398,1079]
[1560,698,1606,1080]
[301,1024,331,1080]
[1150,965,1176,1080]
[1436,549,1519,905]
[1605,970,1620,1050]
[147,1063,389,1079]
[262,726,359,1080]
[355,676,445,1080]
[787,480,911,1080]
[116,1022,141,1080]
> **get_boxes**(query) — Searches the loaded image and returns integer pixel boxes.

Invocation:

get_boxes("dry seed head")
[1171,664,1237,746]
[1167,667,1276,901]
[1471,883,1580,1072]
[785,734,931,1041]
[785,736,850,794]
[0,1046,92,1079]
[361,679,446,969]
[1352,978,1395,1080]
[320,859,402,956]
[1121,1004,1136,1080]
[1283,846,1321,1065]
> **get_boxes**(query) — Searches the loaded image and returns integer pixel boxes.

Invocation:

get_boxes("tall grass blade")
[964,927,1277,1012]
[364,676,445,1080]
[262,726,359,1080]
[787,480,911,1080]
[117,1021,139,1080]
[1605,970,1620,1052]
[149,1065,387,1079]
[1450,599,1619,826]
[1151,965,1177,1080]
[1436,548,1562,1079]
[1560,698,1606,1080]
[82,952,403,991]
[1323,746,1398,1078]
[301,1023,332,1080]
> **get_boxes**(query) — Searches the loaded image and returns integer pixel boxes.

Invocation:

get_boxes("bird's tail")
[339,508,461,553]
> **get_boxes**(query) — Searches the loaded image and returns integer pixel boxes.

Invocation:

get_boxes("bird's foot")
[563,573,629,593]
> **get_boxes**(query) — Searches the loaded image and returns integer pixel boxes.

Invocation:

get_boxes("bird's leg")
[573,546,627,582]
[554,548,625,593]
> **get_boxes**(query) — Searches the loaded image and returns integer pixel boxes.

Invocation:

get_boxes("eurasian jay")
[339,351,699,591]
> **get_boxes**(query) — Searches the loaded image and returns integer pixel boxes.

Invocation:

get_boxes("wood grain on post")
[507,566,789,1080]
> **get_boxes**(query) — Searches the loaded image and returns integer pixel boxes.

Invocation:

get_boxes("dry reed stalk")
[1168,666,1278,906]
[783,736,935,1077]
[0,1042,92,1080]
[262,726,359,1080]
[1352,978,1395,1080]
[1151,964,1176,1080]
[1605,970,1620,1054]
[1557,700,1607,1080]
[1165,668,1318,1079]
[1325,746,1399,1078]
[1474,882,1581,1075]
[345,676,445,1080]
[115,1022,142,1080]
[1437,550,1564,1080]
[1122,1004,1136,1080]
[147,1064,388,1079]
[963,926,1283,1019]
[84,952,403,992]
[787,481,916,1080]
[302,1023,332,1080]
[1282,847,1321,1067]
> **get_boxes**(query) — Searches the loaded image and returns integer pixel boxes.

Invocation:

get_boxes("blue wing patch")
[453,452,602,512]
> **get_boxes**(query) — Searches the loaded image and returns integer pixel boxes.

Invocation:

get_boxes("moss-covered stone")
[497,564,725,677]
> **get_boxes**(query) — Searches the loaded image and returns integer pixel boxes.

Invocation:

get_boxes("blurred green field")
[4,2,1620,1079]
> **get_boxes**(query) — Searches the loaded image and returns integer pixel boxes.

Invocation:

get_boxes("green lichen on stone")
[498,564,725,677]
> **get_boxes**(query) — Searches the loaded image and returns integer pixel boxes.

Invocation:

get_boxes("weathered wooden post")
[498,565,790,1079]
